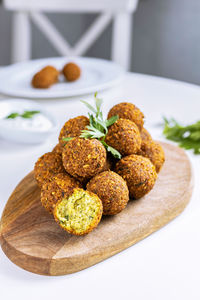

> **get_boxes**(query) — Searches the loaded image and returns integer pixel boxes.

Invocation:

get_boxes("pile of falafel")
[34,101,165,236]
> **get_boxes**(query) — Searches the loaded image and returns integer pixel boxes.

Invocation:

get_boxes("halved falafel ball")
[59,116,89,147]
[63,62,81,82]
[115,155,157,199]
[53,188,103,235]
[41,173,82,214]
[107,102,144,131]
[137,140,165,173]
[62,137,106,180]
[105,118,141,156]
[52,143,63,156]
[32,65,59,89]
[141,127,152,144]
[34,152,65,188]
[87,171,129,215]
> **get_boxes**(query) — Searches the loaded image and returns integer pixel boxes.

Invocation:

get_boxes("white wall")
[0,0,200,84]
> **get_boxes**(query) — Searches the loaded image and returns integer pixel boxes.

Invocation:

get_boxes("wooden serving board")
[0,142,193,276]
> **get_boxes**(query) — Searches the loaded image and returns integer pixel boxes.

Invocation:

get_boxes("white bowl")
[0,99,58,144]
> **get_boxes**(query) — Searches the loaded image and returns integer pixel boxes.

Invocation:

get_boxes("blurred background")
[0,0,200,84]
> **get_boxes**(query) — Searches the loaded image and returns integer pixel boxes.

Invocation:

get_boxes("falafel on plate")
[32,66,59,89]
[62,62,81,82]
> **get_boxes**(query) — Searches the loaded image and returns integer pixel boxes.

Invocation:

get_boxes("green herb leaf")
[80,93,121,158]
[6,112,20,119]
[80,125,105,139]
[101,141,121,159]
[80,100,96,114]
[21,110,40,119]
[62,137,73,142]
[106,115,119,127]
[94,92,103,119]
[94,116,108,133]
[5,110,40,119]
[163,117,200,154]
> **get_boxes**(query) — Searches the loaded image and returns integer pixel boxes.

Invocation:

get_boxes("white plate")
[0,57,124,99]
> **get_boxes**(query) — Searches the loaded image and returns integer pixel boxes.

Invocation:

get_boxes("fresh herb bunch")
[6,110,40,119]
[80,93,121,158]
[163,117,200,154]
[63,93,121,159]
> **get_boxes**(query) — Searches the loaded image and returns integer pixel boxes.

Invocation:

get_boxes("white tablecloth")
[0,73,200,300]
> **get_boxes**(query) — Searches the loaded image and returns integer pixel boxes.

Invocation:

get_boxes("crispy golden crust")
[41,173,81,214]
[115,155,157,199]
[31,65,59,89]
[137,140,165,173]
[74,155,115,187]
[62,137,106,179]
[53,188,103,235]
[34,152,65,188]
[59,116,89,147]
[52,143,63,156]
[53,172,82,187]
[63,62,81,82]
[87,171,129,215]
[108,102,144,131]
[141,128,152,144]
[105,118,141,156]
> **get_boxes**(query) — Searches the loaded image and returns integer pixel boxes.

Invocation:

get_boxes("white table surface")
[0,73,200,300]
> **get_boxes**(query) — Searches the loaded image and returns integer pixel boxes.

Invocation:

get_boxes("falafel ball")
[115,155,157,199]
[62,137,106,180]
[141,127,152,144]
[87,171,129,215]
[107,102,144,131]
[63,62,81,82]
[41,173,82,214]
[52,143,63,156]
[34,152,65,188]
[32,65,59,89]
[75,156,114,186]
[53,188,103,235]
[59,116,89,147]
[137,140,165,173]
[105,118,141,156]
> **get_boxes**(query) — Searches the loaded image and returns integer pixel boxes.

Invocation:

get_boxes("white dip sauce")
[1,113,53,132]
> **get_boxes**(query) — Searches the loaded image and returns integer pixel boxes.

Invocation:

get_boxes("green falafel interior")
[54,188,103,235]
[63,93,122,159]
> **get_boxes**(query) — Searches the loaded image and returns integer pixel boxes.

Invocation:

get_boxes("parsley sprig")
[6,110,40,119]
[80,93,121,159]
[163,117,200,154]
[63,93,121,159]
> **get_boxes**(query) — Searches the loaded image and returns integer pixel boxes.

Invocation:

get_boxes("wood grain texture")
[0,142,193,276]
